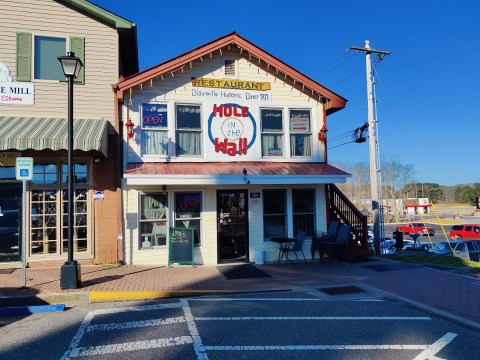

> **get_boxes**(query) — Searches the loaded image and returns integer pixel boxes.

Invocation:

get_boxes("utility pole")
[349,41,390,255]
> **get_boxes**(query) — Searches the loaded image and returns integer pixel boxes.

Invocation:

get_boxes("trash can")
[393,231,403,251]
[255,249,265,264]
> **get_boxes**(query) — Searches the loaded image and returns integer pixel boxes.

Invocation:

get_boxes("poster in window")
[290,110,310,133]
[142,103,167,129]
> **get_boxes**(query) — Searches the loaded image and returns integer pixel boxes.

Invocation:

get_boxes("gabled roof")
[57,0,139,76]
[58,0,135,29]
[116,32,347,115]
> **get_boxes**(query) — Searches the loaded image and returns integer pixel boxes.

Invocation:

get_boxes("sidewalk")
[1,257,479,329]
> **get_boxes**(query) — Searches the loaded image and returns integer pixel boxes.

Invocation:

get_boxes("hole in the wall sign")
[208,103,257,156]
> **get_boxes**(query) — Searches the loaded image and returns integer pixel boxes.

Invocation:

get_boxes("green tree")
[454,185,479,204]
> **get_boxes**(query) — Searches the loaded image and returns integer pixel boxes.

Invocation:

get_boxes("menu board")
[168,227,194,267]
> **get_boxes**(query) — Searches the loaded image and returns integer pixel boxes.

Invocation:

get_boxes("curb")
[0,303,65,317]
[357,282,480,331]
[89,290,241,302]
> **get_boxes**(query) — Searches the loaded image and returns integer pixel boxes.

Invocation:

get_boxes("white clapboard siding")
[0,0,119,124]
[124,50,326,162]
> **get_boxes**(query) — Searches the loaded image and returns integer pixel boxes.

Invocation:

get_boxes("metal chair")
[319,224,352,266]
[311,220,340,260]
[281,231,307,264]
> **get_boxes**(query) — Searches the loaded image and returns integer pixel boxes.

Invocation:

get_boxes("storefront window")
[29,161,90,256]
[174,192,202,246]
[263,189,286,238]
[139,193,168,248]
[292,189,315,236]
[261,109,284,157]
[290,110,312,157]
[141,103,169,156]
[176,104,202,156]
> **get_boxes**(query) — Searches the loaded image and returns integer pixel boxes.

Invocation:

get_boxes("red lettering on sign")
[214,138,248,156]
[212,104,249,118]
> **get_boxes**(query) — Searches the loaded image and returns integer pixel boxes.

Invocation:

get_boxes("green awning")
[0,116,108,157]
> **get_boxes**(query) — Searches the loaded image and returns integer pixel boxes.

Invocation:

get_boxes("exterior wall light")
[125,118,135,140]
[318,124,327,143]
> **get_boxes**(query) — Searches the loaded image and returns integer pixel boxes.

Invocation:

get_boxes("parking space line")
[67,336,193,357]
[203,344,429,351]
[86,316,186,331]
[181,299,209,360]
[195,316,431,321]
[413,332,458,360]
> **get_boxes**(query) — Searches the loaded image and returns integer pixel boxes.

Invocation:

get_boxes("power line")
[314,50,351,77]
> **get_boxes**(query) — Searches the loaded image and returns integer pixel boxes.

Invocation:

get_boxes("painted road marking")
[204,344,430,351]
[413,332,458,360]
[86,316,186,331]
[68,336,193,357]
[61,298,457,360]
[181,298,208,360]
[195,316,431,321]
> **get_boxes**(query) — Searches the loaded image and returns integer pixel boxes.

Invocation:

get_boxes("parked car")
[432,241,463,256]
[449,224,480,239]
[432,240,480,261]
[396,222,435,236]
[384,240,414,255]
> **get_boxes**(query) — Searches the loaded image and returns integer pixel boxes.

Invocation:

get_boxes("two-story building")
[0,0,138,266]
[116,32,366,266]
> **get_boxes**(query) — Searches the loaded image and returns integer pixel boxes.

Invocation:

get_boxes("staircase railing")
[326,184,370,256]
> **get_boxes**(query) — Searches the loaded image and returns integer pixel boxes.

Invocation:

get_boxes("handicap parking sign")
[16,157,33,181]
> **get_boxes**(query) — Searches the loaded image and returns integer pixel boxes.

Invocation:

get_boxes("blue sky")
[93,0,479,186]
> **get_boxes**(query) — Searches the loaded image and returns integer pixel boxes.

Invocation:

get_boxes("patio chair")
[281,231,307,264]
[319,224,352,266]
[311,220,340,260]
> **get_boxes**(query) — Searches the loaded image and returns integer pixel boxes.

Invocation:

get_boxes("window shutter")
[70,37,85,84]
[16,32,32,82]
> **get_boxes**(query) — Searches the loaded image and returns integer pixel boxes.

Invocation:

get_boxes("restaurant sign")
[207,103,256,157]
[192,77,270,91]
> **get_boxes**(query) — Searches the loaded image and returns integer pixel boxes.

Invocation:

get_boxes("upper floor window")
[261,108,284,157]
[176,104,202,156]
[290,109,312,157]
[16,33,85,83]
[34,36,66,81]
[141,103,169,156]
[224,60,236,77]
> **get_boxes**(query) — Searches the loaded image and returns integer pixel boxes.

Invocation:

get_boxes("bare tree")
[381,160,416,222]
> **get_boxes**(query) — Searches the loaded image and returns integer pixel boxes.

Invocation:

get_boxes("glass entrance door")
[0,183,22,262]
[217,190,249,263]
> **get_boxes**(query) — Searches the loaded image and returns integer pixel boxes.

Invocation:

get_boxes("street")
[2,287,480,360]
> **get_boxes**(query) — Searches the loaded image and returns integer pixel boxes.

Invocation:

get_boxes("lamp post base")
[60,261,81,289]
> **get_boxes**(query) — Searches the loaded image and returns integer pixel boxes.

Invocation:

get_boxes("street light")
[58,52,83,289]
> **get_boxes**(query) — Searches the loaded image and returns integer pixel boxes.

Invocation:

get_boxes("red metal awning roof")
[124,162,350,186]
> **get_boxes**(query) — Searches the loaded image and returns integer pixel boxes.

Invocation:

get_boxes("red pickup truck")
[396,222,435,236]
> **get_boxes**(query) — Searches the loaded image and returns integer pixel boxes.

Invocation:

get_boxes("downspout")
[114,85,125,264]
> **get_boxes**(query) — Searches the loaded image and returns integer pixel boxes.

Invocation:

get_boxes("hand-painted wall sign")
[207,103,257,157]
[192,77,271,91]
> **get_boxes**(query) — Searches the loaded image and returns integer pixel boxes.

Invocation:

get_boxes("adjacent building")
[0,0,138,265]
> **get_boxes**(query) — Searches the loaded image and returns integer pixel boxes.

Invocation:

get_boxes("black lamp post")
[58,52,83,289]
